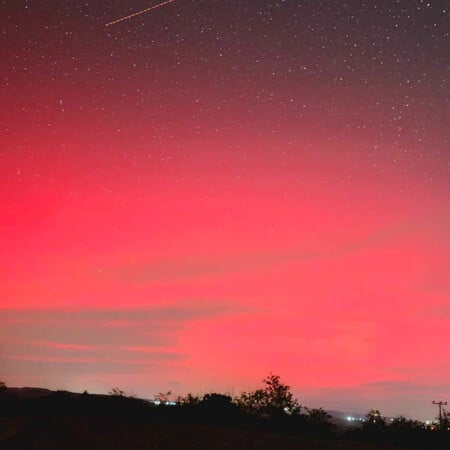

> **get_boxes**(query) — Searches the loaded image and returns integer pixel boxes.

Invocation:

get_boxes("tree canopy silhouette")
[236,373,301,418]
[363,409,386,431]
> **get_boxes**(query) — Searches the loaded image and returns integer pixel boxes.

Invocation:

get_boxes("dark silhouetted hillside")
[1,386,448,450]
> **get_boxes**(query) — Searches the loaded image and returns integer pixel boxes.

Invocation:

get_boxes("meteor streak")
[105,0,177,27]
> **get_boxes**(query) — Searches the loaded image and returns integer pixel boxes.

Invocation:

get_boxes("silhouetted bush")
[304,407,334,434]
[362,409,386,431]
[176,392,201,406]
[390,416,424,431]
[109,387,125,397]
[235,373,301,418]
[3,377,449,449]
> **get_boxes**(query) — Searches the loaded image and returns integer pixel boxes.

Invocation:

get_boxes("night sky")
[1,0,449,420]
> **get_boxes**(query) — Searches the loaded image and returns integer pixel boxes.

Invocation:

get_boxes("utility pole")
[432,400,448,429]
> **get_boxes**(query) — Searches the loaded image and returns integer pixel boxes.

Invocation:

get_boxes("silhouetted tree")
[305,407,334,432]
[441,410,450,432]
[201,393,233,407]
[176,392,201,405]
[109,387,125,397]
[236,373,301,417]
[154,390,172,403]
[363,409,386,431]
[0,381,6,391]
[390,416,424,431]
[199,393,238,422]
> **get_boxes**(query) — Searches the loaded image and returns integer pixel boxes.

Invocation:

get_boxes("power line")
[432,400,448,429]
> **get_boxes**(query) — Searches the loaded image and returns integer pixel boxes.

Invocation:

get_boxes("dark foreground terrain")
[0,416,405,450]
[0,388,446,450]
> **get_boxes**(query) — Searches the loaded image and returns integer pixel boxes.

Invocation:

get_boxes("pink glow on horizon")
[1,160,448,419]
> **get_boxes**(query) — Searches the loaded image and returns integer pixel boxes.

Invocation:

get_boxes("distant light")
[150,399,177,406]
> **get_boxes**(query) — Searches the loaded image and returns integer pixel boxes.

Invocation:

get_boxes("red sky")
[1,1,449,420]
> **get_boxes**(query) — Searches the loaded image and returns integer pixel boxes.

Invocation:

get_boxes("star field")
[0,1,449,420]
